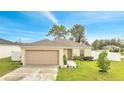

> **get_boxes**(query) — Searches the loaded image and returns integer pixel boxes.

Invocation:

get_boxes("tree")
[85,39,90,45]
[92,40,100,50]
[68,24,86,43]
[47,25,67,39]
[99,40,105,49]
[97,51,111,72]
[92,38,124,49]
[117,38,121,46]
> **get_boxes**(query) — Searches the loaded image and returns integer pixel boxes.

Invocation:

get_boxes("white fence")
[91,51,121,61]
[107,52,121,61]
[0,45,21,59]
[91,51,101,60]
[11,51,21,61]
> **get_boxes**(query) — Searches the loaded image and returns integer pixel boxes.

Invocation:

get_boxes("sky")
[0,11,124,43]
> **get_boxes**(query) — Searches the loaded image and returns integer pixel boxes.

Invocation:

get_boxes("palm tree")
[68,24,85,43]
[47,25,67,39]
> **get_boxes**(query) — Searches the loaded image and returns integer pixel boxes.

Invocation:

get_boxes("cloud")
[62,12,124,26]
[0,27,47,42]
[80,12,124,24]
[20,11,59,24]
[0,13,48,43]
[0,27,47,36]
[20,12,45,22]
[82,12,124,19]
[0,16,22,28]
[18,37,35,43]
[41,11,59,24]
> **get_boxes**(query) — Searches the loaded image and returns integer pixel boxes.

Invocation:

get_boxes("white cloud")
[0,27,47,36]
[81,12,124,23]
[0,27,47,42]
[0,16,22,28]
[22,11,59,24]
[41,11,59,24]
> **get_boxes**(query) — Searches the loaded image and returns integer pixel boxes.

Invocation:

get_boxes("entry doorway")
[67,49,72,60]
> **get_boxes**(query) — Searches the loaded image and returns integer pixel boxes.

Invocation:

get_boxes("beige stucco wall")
[72,48,80,56]
[21,47,93,66]
[84,48,92,57]
[59,49,64,66]
[21,48,26,65]
[63,49,68,58]
[0,45,21,59]
[21,47,64,66]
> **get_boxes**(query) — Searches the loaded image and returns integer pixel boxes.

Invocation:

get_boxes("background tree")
[68,24,86,44]
[99,40,104,49]
[92,38,124,49]
[47,25,67,39]
[84,39,90,45]
[111,38,116,45]
[92,40,100,50]
[117,38,121,46]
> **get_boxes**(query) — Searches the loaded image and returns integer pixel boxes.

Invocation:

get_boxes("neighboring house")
[102,45,120,51]
[21,39,92,66]
[0,38,21,59]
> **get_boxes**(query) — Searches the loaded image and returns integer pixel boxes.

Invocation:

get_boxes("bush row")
[72,56,93,61]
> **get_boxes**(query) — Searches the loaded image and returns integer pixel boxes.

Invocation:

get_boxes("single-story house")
[102,45,120,52]
[0,38,21,59]
[21,39,92,66]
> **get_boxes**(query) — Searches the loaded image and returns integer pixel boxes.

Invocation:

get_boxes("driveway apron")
[0,65,58,81]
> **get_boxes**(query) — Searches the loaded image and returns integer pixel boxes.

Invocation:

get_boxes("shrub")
[121,48,124,52]
[97,51,111,72]
[63,54,67,65]
[83,56,93,61]
[73,56,93,61]
[19,62,23,65]
[73,56,81,60]
[110,48,120,52]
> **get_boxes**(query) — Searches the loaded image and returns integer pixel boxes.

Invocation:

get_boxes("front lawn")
[0,57,21,77]
[57,60,124,81]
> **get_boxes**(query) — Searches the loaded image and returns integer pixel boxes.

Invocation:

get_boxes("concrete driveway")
[0,65,58,81]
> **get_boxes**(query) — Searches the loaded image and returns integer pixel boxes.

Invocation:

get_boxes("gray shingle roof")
[22,39,91,48]
[0,38,16,45]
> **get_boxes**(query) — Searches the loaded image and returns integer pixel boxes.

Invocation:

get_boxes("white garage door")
[25,50,59,65]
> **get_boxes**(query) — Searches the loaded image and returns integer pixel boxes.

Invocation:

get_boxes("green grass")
[57,60,124,81]
[0,57,21,77]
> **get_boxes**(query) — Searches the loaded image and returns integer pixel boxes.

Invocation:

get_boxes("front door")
[67,49,72,60]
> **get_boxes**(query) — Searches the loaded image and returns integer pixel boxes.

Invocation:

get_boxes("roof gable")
[0,38,16,45]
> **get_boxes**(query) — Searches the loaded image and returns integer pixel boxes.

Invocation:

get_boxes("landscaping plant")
[73,56,81,61]
[97,51,111,72]
[110,48,120,52]
[83,56,93,61]
[63,54,67,65]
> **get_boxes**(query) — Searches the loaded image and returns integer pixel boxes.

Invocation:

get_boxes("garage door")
[25,50,59,65]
